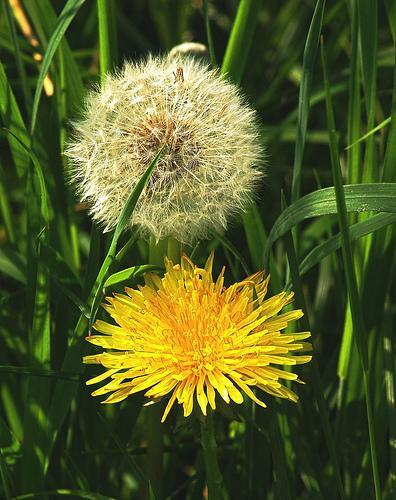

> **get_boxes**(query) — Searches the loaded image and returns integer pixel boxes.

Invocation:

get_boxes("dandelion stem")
[146,405,163,498]
[200,410,224,499]
[167,238,182,263]
[146,237,181,498]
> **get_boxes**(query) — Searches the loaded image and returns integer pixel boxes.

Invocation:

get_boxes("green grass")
[1,1,396,498]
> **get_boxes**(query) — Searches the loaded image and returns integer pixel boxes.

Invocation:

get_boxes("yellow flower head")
[84,255,312,422]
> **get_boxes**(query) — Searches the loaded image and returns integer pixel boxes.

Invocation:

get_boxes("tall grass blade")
[0,61,30,177]
[290,0,325,204]
[43,148,163,474]
[221,0,262,85]
[263,182,396,265]
[281,192,345,499]
[286,212,396,288]
[346,0,361,185]
[13,145,51,491]
[89,146,164,330]
[97,0,118,78]
[2,0,31,113]
[321,38,381,499]
[30,0,86,135]
[202,0,217,67]
[242,203,267,271]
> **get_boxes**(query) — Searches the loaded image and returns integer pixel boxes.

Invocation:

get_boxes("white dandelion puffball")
[66,55,264,243]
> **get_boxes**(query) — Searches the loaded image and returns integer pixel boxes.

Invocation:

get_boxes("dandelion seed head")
[66,55,264,243]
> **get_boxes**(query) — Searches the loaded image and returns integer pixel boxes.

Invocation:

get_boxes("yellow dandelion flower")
[84,254,312,422]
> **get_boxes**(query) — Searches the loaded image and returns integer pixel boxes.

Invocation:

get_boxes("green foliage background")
[0,0,395,498]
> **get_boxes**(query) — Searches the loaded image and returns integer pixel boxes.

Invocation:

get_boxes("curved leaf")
[264,183,396,265]
[285,212,396,289]
[104,265,162,289]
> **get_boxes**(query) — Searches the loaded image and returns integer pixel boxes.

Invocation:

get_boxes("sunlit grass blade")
[263,182,396,265]
[43,148,163,476]
[103,264,162,289]
[89,146,164,330]
[97,0,118,77]
[321,38,381,499]
[30,0,86,135]
[221,0,262,84]
[345,116,391,150]
[290,0,325,205]
[23,0,85,115]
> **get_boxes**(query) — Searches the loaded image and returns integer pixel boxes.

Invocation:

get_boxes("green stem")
[146,405,163,499]
[146,237,181,499]
[200,410,223,499]
[167,238,182,263]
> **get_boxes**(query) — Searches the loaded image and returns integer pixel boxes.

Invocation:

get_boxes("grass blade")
[346,0,361,185]
[286,212,396,288]
[263,182,396,265]
[103,265,162,289]
[97,0,118,78]
[0,61,30,177]
[290,0,325,204]
[30,0,86,135]
[0,449,12,500]
[2,0,31,113]
[281,195,345,498]
[202,0,217,67]
[43,148,163,475]
[242,202,267,271]
[0,247,27,284]
[321,38,381,499]
[88,146,164,330]
[221,0,262,84]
